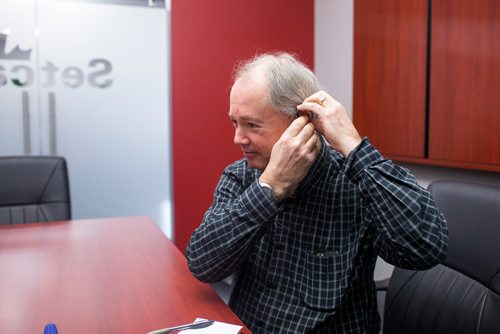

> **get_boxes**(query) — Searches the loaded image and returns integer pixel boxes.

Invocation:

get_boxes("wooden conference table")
[0,217,249,333]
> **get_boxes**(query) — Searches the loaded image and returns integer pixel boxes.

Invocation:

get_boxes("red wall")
[171,0,314,251]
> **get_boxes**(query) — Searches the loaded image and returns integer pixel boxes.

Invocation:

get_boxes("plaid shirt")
[186,138,448,333]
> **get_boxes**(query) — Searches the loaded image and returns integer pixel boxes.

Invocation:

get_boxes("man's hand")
[297,91,362,158]
[259,116,319,200]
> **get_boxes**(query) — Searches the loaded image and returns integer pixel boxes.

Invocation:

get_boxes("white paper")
[179,318,242,334]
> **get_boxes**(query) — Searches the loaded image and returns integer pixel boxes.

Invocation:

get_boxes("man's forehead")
[229,79,269,119]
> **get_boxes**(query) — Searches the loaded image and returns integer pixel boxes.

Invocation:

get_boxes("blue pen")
[44,323,59,334]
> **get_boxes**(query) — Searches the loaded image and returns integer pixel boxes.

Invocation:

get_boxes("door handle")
[22,91,31,155]
[48,92,57,155]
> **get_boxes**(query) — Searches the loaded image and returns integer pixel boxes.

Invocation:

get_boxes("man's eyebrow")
[242,115,262,122]
[228,114,262,123]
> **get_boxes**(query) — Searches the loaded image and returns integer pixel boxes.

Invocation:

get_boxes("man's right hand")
[259,116,320,200]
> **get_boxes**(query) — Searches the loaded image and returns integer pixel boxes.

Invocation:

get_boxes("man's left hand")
[297,91,362,158]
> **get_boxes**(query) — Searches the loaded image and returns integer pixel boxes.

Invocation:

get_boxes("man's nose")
[234,128,250,145]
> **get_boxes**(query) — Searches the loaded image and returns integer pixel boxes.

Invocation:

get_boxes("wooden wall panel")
[429,0,500,167]
[354,0,428,158]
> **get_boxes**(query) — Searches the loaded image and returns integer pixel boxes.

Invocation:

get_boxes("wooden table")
[0,217,249,333]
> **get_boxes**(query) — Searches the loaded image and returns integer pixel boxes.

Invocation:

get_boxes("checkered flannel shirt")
[186,138,448,333]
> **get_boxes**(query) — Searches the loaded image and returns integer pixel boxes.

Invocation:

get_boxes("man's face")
[229,76,292,171]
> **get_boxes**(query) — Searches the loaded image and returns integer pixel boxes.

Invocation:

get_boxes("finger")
[303,91,334,106]
[295,122,316,143]
[297,102,324,120]
[303,131,318,153]
[281,115,309,138]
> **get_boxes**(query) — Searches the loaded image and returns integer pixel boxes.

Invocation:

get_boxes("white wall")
[314,0,500,279]
[314,0,353,118]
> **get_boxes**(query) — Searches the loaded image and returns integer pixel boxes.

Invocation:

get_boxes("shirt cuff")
[343,137,386,182]
[240,181,283,223]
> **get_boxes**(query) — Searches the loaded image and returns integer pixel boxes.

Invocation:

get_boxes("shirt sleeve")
[343,138,449,270]
[186,167,282,283]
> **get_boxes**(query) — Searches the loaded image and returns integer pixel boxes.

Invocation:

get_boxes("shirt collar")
[296,135,339,195]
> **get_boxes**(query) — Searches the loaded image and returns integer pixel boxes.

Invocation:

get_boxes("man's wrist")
[259,180,280,202]
[339,137,363,158]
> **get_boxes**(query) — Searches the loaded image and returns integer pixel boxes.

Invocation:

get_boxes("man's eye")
[248,123,258,129]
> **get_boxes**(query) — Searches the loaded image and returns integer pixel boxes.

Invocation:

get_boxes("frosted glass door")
[36,0,172,235]
[0,0,172,237]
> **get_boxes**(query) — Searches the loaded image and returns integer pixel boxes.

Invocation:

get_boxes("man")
[186,52,448,333]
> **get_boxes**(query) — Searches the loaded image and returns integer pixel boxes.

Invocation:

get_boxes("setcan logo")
[0,32,113,88]
[0,31,114,155]
[0,33,32,60]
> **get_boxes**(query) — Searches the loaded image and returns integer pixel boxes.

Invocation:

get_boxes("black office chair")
[0,156,71,224]
[381,180,500,334]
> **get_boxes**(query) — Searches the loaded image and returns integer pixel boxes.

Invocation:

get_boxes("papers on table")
[179,318,242,334]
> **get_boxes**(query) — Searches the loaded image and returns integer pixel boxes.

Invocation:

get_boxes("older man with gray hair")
[186,52,448,333]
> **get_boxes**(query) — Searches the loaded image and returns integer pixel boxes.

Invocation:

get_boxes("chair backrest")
[0,156,71,224]
[383,180,500,334]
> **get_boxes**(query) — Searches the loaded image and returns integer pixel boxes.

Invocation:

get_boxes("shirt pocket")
[302,250,350,311]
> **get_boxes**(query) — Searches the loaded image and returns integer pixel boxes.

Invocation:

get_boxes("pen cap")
[44,323,59,334]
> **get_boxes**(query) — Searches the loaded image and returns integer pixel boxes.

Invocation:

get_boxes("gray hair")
[234,52,321,117]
